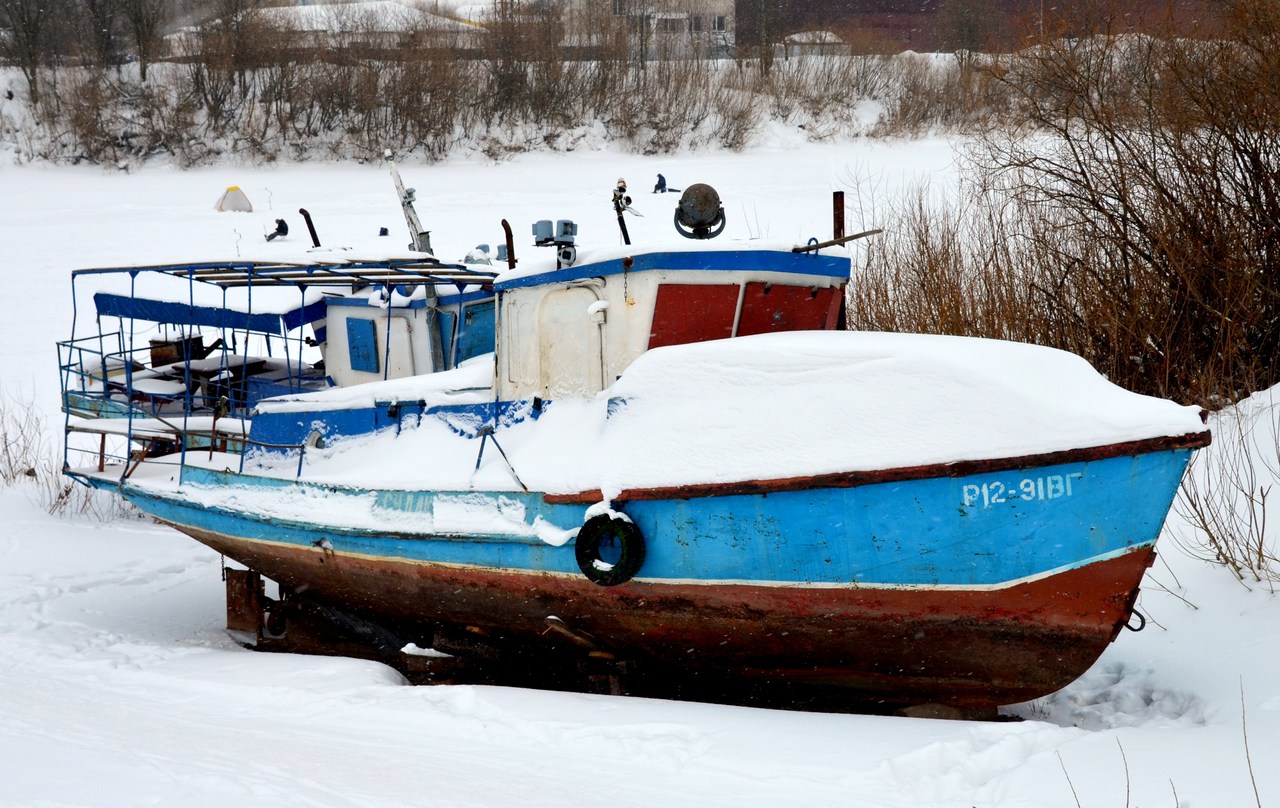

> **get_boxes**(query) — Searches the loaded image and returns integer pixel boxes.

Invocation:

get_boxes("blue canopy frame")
[93,293,329,335]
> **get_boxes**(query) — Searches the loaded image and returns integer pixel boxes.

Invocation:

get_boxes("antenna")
[384,149,433,254]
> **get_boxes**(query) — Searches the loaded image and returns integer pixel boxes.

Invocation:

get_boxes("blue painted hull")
[120,442,1196,707]
[134,447,1188,586]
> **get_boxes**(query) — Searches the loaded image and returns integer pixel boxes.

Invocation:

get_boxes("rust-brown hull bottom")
[180,521,1154,710]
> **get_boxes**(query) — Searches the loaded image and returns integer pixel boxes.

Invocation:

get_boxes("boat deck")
[65,416,252,486]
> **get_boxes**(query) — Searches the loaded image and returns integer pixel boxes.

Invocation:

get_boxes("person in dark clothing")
[265,218,289,242]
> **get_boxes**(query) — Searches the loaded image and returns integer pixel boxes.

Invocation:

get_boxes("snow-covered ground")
[1,141,1278,806]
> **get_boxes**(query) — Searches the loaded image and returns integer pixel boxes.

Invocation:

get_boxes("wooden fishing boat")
[61,179,1210,713]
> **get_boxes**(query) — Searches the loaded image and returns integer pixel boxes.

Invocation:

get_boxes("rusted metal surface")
[833,191,845,241]
[181,521,1157,708]
[545,430,1212,505]
[791,228,883,253]
[224,568,264,634]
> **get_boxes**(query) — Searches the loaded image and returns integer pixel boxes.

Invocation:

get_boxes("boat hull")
[120,440,1198,708]
[169,520,1156,707]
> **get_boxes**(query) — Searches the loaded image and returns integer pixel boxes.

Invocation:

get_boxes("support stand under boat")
[224,568,411,658]
[220,567,633,693]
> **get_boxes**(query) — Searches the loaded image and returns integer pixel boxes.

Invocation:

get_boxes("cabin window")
[437,309,458,368]
[456,300,495,366]
[713,15,727,31]
[346,318,380,373]
[736,283,842,335]
[649,283,843,349]
[649,284,739,349]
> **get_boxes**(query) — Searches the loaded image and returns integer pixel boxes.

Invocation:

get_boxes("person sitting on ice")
[265,218,288,242]
[654,174,668,193]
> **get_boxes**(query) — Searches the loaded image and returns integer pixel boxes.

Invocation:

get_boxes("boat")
[60,173,1211,714]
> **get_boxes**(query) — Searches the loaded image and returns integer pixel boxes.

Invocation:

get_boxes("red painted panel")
[737,283,842,335]
[648,284,739,349]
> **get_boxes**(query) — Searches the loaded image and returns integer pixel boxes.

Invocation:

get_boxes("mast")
[384,149,433,255]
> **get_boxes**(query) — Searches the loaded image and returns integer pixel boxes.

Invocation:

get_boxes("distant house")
[167,0,735,61]
[168,0,482,57]
[255,1,480,50]
[599,0,735,59]
[783,29,845,57]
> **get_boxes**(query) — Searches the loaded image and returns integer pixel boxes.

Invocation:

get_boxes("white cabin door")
[385,317,415,379]
[537,288,603,399]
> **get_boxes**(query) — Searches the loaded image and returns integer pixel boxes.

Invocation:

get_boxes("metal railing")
[64,416,309,486]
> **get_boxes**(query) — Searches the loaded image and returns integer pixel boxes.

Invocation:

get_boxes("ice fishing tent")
[215,186,253,212]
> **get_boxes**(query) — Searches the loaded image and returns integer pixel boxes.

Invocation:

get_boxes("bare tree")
[936,0,1005,66]
[851,0,1280,406]
[736,0,784,73]
[119,0,168,82]
[0,0,57,105]
[73,0,121,68]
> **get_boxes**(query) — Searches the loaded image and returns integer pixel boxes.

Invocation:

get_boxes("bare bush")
[849,182,1050,342]
[621,58,716,154]
[51,68,171,164]
[870,53,1008,136]
[711,83,761,151]
[757,55,884,136]
[0,391,46,485]
[849,2,1280,407]
[1174,392,1280,587]
[33,451,136,520]
[10,0,931,164]
[969,10,1280,404]
[0,392,133,520]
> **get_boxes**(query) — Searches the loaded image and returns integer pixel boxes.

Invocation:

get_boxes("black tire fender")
[574,514,645,586]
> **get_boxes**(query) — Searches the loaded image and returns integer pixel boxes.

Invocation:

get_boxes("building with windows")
[601,0,734,58]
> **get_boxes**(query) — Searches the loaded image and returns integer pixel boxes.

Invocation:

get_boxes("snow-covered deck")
[153,330,1210,501]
